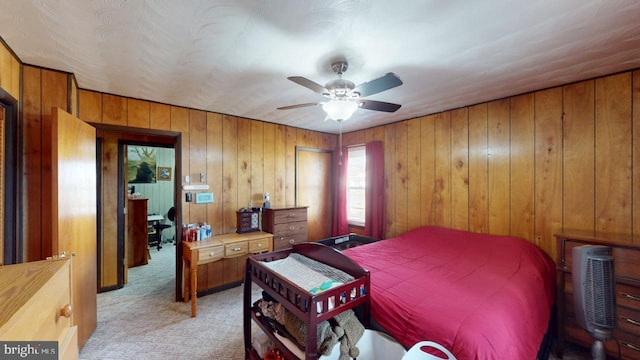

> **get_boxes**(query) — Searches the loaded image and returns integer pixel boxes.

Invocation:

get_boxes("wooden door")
[48,108,97,348]
[296,147,333,241]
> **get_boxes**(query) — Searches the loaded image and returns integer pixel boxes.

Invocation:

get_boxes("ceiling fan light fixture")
[322,99,359,121]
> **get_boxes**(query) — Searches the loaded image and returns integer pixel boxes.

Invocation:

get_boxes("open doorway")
[120,142,176,286]
[94,127,181,301]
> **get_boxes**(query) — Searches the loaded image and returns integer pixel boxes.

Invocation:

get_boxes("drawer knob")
[288,213,296,217]
[233,247,242,251]
[288,226,295,231]
[209,252,216,257]
[60,304,73,318]
[257,243,262,247]
[289,239,294,244]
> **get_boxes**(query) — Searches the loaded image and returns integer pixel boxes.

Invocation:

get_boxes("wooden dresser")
[182,231,273,317]
[262,206,308,251]
[0,258,78,360]
[556,232,640,359]
[127,198,149,267]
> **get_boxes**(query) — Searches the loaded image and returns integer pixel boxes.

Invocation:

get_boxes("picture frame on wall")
[157,166,172,181]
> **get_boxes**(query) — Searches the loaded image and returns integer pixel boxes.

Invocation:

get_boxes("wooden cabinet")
[183,231,273,317]
[262,206,308,251]
[556,232,640,360]
[127,198,148,267]
[0,258,78,360]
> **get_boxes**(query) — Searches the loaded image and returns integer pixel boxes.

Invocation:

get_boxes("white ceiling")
[1,0,640,134]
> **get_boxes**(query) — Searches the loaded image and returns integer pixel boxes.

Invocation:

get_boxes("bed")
[341,226,556,360]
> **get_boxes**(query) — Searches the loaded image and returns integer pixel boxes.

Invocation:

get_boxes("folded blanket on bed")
[284,309,364,360]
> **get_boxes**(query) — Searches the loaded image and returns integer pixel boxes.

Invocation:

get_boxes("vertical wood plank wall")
[3,57,640,275]
[343,70,640,261]
[78,89,336,288]
[0,40,21,265]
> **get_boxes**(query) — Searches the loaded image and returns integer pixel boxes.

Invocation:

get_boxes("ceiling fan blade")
[354,72,403,98]
[359,99,402,112]
[277,102,321,110]
[287,76,327,94]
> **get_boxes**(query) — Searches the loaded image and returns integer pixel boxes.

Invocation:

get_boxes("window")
[346,146,366,226]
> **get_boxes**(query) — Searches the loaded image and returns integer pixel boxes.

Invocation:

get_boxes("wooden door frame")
[1,87,21,265]
[91,124,182,301]
[295,146,334,241]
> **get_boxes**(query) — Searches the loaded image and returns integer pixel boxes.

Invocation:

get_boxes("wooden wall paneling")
[0,105,4,263]
[273,125,286,207]
[562,80,595,232]
[594,73,632,237]
[33,69,69,260]
[394,121,409,235]
[263,122,276,210]
[222,115,238,233]
[237,118,252,213]
[206,112,224,235]
[634,70,640,242]
[487,99,511,235]
[171,107,190,222]
[419,115,436,227]
[343,130,364,146]
[468,103,489,233]
[127,98,150,129]
[384,124,397,238]
[70,76,78,117]
[434,112,452,228]
[534,88,563,258]
[78,89,102,123]
[188,109,207,224]
[11,56,19,100]
[22,66,43,261]
[251,121,265,206]
[509,94,535,241]
[285,126,297,206]
[407,118,422,230]
[150,102,171,131]
[0,44,11,92]
[102,94,126,126]
[450,108,470,231]
[100,134,120,288]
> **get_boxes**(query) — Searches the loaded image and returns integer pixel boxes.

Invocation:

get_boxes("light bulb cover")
[322,99,358,121]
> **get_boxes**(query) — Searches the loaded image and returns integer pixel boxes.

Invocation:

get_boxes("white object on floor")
[402,341,457,360]
[322,329,407,359]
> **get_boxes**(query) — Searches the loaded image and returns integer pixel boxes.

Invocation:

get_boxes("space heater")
[571,245,617,360]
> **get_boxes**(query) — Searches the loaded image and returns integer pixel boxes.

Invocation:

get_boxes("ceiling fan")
[277,60,403,122]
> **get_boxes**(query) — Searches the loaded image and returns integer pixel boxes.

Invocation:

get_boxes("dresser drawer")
[619,306,640,337]
[197,245,224,264]
[273,234,308,251]
[272,208,307,224]
[273,221,307,237]
[225,241,249,257]
[0,259,72,343]
[618,329,640,359]
[249,237,270,253]
[619,284,640,310]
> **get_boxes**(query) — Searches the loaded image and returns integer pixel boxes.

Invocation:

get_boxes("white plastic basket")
[322,329,407,360]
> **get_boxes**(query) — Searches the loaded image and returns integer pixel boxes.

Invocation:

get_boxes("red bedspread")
[343,226,556,360]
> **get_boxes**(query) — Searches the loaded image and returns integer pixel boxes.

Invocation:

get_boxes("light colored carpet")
[80,243,258,360]
[80,242,592,360]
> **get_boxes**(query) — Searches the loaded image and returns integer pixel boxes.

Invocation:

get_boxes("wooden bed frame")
[243,242,370,360]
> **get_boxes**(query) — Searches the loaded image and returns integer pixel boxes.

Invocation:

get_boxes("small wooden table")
[182,231,273,317]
